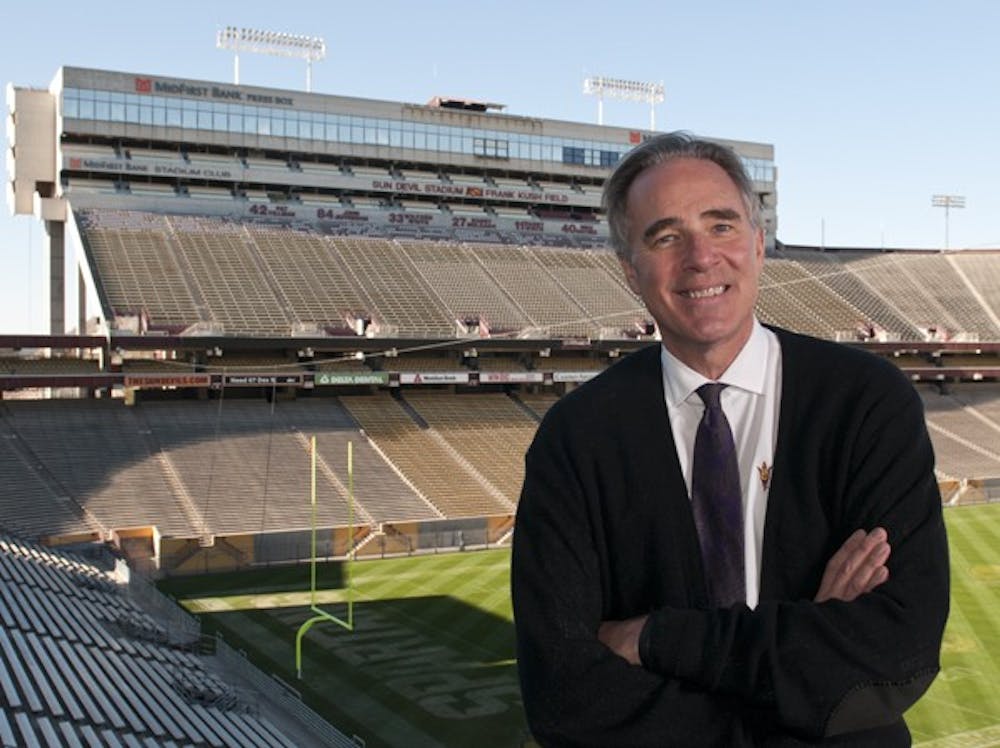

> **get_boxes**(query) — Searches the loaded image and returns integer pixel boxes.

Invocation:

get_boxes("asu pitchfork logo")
[757,461,772,491]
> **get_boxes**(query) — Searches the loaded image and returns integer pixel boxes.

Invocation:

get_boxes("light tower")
[583,76,664,131]
[216,26,327,92]
[931,194,965,250]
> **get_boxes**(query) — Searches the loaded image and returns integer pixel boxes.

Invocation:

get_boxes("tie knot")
[696,382,727,410]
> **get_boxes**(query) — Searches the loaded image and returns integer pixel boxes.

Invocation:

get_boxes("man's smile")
[678,284,729,300]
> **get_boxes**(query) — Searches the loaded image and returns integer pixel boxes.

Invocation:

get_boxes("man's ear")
[754,227,765,265]
[619,254,642,295]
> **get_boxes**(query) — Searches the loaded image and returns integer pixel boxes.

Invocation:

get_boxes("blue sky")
[3,0,998,334]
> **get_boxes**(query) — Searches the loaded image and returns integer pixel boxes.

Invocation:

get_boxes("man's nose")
[684,232,719,270]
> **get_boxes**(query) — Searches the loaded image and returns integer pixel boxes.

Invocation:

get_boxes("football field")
[161,502,1000,747]
[906,502,1000,747]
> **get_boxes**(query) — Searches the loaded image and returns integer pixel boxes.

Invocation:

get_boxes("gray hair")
[602,131,760,260]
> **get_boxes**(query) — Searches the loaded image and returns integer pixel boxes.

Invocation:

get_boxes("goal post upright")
[295,436,356,679]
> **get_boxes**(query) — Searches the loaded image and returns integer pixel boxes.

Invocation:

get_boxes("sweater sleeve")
[511,413,747,746]
[639,370,950,740]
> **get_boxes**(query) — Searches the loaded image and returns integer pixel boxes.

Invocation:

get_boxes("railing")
[119,558,202,643]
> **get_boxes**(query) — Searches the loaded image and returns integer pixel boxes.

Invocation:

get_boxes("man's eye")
[653,233,679,246]
[713,224,734,234]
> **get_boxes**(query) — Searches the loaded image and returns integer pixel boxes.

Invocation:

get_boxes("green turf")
[162,549,526,748]
[905,502,1000,747]
[160,504,1000,747]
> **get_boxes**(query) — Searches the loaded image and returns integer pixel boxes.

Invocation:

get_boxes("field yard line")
[180,588,351,612]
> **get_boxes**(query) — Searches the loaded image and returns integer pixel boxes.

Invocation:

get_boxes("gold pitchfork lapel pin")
[757,461,772,491]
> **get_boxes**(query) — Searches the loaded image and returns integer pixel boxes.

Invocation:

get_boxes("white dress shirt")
[659,320,782,608]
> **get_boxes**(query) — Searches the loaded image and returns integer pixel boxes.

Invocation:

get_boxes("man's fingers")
[824,529,867,573]
[816,527,891,603]
[841,540,890,597]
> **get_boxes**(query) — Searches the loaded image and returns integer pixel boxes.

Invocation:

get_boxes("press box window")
[474,138,509,159]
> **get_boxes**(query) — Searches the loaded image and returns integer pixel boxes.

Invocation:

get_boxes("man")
[511,133,949,746]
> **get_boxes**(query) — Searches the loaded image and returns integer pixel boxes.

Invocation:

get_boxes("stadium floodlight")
[931,194,966,250]
[583,76,665,131]
[216,26,327,92]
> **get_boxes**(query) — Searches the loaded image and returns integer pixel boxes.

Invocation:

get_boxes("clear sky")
[2,0,998,334]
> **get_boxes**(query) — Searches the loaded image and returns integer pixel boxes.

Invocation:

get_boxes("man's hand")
[598,615,648,666]
[815,527,891,603]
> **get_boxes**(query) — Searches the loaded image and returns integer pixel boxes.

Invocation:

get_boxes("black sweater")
[511,327,949,746]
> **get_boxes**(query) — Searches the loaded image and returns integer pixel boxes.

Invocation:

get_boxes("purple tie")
[691,383,745,607]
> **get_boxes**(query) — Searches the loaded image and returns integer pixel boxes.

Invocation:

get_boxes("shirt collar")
[660,320,770,407]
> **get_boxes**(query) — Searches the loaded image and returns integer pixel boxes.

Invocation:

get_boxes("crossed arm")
[598,528,893,667]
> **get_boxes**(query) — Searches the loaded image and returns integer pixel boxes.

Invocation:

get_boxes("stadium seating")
[341,393,514,517]
[76,209,1000,343]
[903,255,1000,338]
[469,244,596,338]
[0,408,103,540]
[0,533,317,747]
[250,226,373,332]
[846,254,964,337]
[954,253,1000,321]
[397,239,532,334]
[0,398,445,545]
[273,399,439,524]
[402,392,537,503]
[528,246,645,335]
[789,252,921,340]
[83,215,202,331]
[141,400,353,535]
[329,237,456,338]
[168,218,295,336]
[383,355,467,372]
[514,393,560,420]
[919,387,1000,480]
[2,400,196,537]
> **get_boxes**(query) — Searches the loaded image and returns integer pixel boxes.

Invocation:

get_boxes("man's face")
[619,157,764,375]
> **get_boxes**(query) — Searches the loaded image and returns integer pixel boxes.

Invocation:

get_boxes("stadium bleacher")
[74,209,1000,345]
[919,386,1000,481]
[0,532,344,747]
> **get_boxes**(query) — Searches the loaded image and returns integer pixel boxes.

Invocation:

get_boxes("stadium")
[2,54,999,747]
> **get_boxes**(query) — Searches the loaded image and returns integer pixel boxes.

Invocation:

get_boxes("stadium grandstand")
[4,60,999,557]
[3,63,1000,746]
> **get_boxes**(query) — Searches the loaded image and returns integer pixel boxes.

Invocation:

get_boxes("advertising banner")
[123,374,211,388]
[477,372,544,384]
[399,372,470,385]
[315,371,390,386]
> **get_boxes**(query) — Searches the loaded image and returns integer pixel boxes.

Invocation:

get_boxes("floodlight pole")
[583,76,665,131]
[216,26,327,92]
[931,194,965,250]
